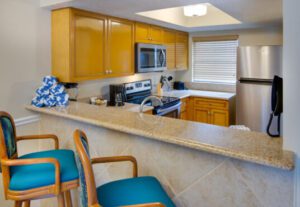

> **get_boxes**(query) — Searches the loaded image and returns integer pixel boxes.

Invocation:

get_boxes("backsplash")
[77,71,177,100]
[185,82,236,93]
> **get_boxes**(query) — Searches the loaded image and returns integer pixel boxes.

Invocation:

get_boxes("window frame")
[191,35,239,85]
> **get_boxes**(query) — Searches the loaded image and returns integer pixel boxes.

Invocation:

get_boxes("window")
[192,36,238,84]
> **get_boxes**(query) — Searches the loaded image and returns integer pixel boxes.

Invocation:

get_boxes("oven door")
[136,43,167,73]
[155,102,181,118]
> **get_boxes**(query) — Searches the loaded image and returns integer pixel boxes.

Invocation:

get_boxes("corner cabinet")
[52,8,134,83]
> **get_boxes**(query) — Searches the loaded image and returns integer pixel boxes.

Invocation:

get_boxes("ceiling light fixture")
[183,4,207,17]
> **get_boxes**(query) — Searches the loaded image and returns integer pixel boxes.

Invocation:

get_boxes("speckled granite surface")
[26,102,294,170]
[157,89,236,100]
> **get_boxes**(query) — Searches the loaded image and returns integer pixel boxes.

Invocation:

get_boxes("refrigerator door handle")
[239,78,273,84]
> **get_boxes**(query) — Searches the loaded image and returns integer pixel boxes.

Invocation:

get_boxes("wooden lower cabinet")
[180,97,231,127]
[210,109,229,126]
[194,107,211,123]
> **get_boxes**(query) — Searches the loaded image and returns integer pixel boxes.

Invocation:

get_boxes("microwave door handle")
[162,50,166,67]
[159,50,165,67]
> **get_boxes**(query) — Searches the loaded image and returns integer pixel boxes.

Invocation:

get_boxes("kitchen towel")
[32,76,69,107]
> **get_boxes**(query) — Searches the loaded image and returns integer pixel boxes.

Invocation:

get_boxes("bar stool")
[73,129,175,207]
[0,111,79,207]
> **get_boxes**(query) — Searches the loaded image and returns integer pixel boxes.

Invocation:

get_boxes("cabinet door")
[163,30,176,69]
[175,32,189,70]
[194,107,210,123]
[74,13,106,79]
[135,23,150,43]
[107,18,134,76]
[150,26,163,43]
[180,111,188,120]
[211,109,229,126]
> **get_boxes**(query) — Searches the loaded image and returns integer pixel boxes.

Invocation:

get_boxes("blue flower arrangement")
[31,76,69,107]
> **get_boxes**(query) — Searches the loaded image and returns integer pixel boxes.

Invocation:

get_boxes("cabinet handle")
[110,70,112,74]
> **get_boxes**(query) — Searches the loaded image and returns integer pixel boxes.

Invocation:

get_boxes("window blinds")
[192,40,238,84]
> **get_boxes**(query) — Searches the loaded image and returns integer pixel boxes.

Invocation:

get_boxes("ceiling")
[40,0,282,32]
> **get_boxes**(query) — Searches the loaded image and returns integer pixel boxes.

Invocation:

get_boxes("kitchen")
[0,0,299,207]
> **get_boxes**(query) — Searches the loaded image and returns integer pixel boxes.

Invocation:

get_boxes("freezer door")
[237,46,282,80]
[236,82,279,133]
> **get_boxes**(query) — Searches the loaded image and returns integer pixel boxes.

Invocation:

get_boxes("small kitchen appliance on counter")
[108,84,126,106]
[173,81,185,90]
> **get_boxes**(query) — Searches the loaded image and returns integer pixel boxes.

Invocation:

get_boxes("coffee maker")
[108,84,126,106]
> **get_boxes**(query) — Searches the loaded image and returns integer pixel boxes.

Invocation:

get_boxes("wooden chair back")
[0,111,18,161]
[73,129,100,207]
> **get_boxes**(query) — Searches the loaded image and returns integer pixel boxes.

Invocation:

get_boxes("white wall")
[0,0,176,119]
[283,0,300,206]
[177,26,283,92]
[0,0,51,119]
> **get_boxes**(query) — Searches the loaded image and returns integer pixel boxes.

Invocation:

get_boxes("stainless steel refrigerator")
[236,46,282,134]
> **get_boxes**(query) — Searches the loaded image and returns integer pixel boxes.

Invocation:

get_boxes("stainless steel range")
[124,79,181,118]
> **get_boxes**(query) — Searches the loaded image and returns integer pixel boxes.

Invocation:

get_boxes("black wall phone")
[266,75,283,137]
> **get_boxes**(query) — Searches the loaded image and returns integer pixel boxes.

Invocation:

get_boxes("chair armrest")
[91,156,138,177]
[1,158,61,194]
[16,134,59,149]
[122,203,165,207]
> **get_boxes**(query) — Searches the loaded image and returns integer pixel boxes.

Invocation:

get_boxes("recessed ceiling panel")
[136,3,241,28]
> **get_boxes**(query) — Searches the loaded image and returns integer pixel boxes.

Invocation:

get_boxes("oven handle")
[156,102,181,115]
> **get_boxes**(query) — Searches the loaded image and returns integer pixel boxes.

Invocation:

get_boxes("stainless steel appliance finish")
[124,79,181,118]
[136,43,167,73]
[236,46,282,133]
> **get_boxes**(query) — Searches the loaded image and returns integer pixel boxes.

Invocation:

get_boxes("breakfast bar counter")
[26,102,293,170]
[26,102,295,207]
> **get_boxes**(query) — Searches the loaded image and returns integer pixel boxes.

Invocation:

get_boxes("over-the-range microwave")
[135,43,167,73]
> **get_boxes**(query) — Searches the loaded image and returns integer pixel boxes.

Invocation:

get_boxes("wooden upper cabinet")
[135,23,163,44]
[74,12,106,79]
[163,30,176,69]
[107,18,134,76]
[52,8,135,82]
[150,26,163,43]
[135,23,150,43]
[175,32,189,70]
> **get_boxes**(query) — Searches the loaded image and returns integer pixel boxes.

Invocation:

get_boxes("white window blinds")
[192,40,238,84]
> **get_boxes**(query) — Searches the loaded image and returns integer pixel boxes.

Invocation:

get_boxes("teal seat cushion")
[9,149,79,191]
[97,176,175,207]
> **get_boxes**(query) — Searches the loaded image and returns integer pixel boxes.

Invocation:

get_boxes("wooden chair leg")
[14,201,22,207]
[65,191,73,207]
[23,201,30,207]
[58,193,65,207]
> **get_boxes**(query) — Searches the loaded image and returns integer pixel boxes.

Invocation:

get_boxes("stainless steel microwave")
[136,43,167,73]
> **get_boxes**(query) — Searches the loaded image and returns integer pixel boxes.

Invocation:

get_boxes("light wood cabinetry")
[107,18,134,77]
[192,97,229,126]
[74,11,106,79]
[52,8,134,82]
[163,30,176,69]
[180,98,188,120]
[135,23,163,44]
[163,30,189,70]
[52,8,189,82]
[180,97,231,127]
[175,32,189,70]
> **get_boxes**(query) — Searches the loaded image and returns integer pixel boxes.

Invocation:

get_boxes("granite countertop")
[157,89,236,100]
[26,102,294,170]
[75,99,153,113]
